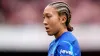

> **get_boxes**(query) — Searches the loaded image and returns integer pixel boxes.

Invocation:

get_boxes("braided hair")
[48,2,73,31]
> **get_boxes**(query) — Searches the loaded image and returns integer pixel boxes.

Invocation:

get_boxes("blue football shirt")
[48,31,81,56]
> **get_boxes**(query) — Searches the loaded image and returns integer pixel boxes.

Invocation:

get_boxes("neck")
[54,28,68,38]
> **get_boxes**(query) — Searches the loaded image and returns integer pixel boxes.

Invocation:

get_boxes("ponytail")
[67,24,73,32]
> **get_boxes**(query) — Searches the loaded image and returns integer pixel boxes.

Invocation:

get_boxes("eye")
[46,15,52,18]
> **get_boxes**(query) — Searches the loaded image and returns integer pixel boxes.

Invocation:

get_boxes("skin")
[43,5,68,38]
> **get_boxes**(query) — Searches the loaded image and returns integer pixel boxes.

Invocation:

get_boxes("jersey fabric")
[48,31,81,56]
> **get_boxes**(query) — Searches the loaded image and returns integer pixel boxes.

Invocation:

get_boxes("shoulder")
[58,31,80,48]
[58,40,75,50]
[56,40,81,56]
[60,32,78,44]
[56,41,74,56]
[55,32,81,56]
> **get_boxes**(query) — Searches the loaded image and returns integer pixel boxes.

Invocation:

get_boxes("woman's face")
[43,6,62,36]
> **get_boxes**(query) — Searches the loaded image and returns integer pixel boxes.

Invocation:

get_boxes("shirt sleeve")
[56,41,74,56]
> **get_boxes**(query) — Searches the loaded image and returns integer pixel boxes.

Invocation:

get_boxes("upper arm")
[56,41,74,56]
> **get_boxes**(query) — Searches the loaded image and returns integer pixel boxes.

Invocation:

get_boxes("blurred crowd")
[0,0,100,25]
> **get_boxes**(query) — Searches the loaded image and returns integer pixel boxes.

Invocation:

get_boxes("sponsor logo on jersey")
[60,49,73,55]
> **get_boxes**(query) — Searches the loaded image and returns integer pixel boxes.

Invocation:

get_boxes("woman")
[43,1,81,56]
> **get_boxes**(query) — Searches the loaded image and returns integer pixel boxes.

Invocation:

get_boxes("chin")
[48,34,53,36]
[47,32,53,36]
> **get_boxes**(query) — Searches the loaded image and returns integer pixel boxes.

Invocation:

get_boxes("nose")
[43,19,48,25]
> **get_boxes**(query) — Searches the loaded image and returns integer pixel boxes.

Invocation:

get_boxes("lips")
[45,27,50,31]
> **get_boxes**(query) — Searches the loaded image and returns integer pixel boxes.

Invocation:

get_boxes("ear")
[60,15,67,24]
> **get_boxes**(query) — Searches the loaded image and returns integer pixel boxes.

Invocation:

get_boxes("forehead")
[43,6,58,15]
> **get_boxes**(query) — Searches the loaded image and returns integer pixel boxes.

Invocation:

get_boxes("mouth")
[45,27,50,32]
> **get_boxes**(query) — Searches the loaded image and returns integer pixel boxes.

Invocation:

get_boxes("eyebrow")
[43,13,51,16]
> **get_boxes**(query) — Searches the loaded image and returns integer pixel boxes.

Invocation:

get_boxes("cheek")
[49,16,60,28]
[47,19,60,35]
[51,16,59,24]
[50,20,60,32]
